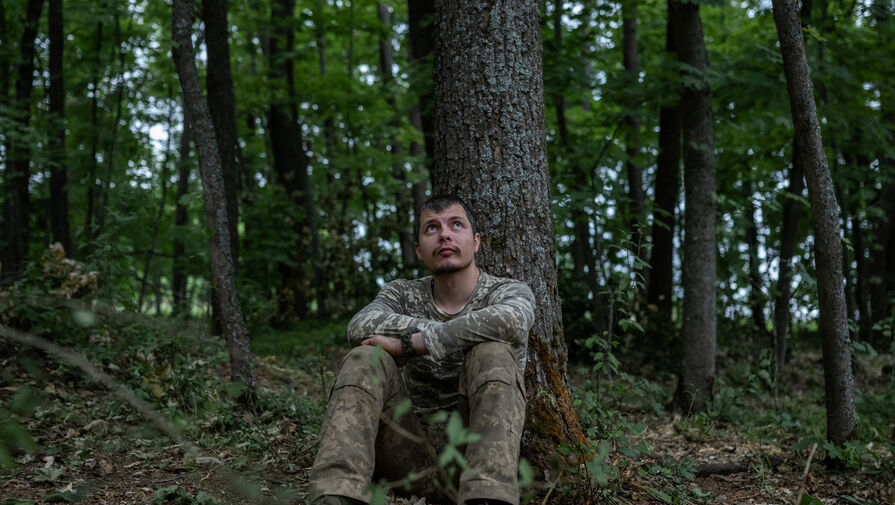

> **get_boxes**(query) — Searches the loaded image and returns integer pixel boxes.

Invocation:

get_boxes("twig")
[793,442,817,505]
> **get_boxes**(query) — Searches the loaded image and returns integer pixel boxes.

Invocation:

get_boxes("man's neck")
[432,264,480,314]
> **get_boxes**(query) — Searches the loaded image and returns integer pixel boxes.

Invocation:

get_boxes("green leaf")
[799,493,824,505]
[518,458,534,488]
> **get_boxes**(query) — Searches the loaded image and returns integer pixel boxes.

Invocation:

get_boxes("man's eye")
[453,222,463,229]
[427,225,437,232]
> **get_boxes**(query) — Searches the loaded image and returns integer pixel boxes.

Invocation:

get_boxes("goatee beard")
[433,258,473,276]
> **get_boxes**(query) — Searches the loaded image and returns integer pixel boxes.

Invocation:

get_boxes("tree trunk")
[96,11,126,240]
[773,153,803,377]
[1,0,42,279]
[378,3,416,273]
[48,0,72,257]
[172,107,192,316]
[745,181,766,333]
[772,0,856,445]
[673,0,717,414]
[172,0,256,402]
[84,21,102,249]
[552,0,606,342]
[432,0,586,471]
[622,0,646,267]
[647,4,681,334]
[202,0,240,334]
[408,0,435,196]
[139,105,174,312]
[266,0,314,322]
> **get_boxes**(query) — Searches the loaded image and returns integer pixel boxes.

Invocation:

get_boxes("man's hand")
[361,333,428,367]
[361,335,408,366]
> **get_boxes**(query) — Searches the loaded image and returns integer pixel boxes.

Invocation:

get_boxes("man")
[309,195,536,505]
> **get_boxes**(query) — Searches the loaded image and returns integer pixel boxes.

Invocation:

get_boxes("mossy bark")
[431,0,587,471]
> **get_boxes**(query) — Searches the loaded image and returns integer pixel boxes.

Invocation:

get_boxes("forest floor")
[1,315,894,505]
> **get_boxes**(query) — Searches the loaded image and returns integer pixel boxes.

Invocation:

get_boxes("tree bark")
[647,3,681,331]
[772,0,856,445]
[172,0,256,402]
[1,0,43,279]
[673,0,717,414]
[773,153,803,377]
[432,0,587,471]
[48,0,72,257]
[202,0,241,334]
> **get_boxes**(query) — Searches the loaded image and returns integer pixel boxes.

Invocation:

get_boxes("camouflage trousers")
[308,342,526,505]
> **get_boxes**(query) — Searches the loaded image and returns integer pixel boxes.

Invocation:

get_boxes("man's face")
[415,204,480,275]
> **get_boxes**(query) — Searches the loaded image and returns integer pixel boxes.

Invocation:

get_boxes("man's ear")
[474,233,480,253]
[415,242,422,260]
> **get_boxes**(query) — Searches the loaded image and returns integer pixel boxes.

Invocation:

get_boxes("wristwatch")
[399,327,421,358]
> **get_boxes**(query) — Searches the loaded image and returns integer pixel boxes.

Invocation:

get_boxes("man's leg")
[457,342,526,505]
[309,345,411,503]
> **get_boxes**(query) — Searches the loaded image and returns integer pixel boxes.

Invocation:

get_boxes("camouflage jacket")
[346,271,536,416]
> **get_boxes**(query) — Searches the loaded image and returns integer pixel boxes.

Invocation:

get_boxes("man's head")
[414,195,480,275]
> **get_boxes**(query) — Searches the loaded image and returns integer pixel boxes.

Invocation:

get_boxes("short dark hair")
[414,194,477,240]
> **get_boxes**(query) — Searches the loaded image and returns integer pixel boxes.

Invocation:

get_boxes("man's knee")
[463,342,524,399]
[332,345,401,403]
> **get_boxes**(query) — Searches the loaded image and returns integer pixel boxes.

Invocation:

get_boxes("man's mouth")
[436,246,458,256]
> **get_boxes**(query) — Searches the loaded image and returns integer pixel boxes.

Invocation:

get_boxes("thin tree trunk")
[48,0,72,257]
[378,3,415,273]
[552,0,606,342]
[1,0,43,278]
[172,108,192,316]
[172,0,256,403]
[96,12,128,240]
[84,21,102,248]
[408,0,435,193]
[433,0,586,472]
[745,180,766,333]
[266,0,312,322]
[647,4,681,334]
[673,0,717,414]
[622,0,646,268]
[312,0,333,316]
[773,153,803,377]
[138,105,174,311]
[772,0,856,445]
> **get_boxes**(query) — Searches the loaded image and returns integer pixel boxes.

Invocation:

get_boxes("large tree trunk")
[48,0,72,257]
[673,0,717,414]
[1,0,42,279]
[773,153,803,377]
[432,0,586,471]
[647,4,681,337]
[772,0,856,445]
[172,0,256,402]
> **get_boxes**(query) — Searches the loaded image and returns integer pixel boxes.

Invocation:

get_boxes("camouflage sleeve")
[421,281,535,361]
[346,280,439,346]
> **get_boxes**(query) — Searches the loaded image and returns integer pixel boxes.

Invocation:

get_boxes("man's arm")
[346,280,438,346]
[421,281,535,361]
